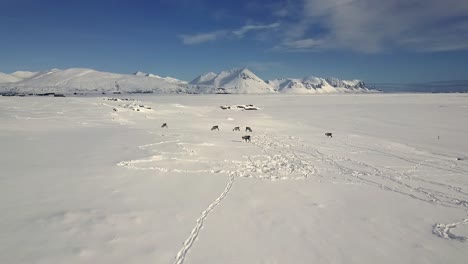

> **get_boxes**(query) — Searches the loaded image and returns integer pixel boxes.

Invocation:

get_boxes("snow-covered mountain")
[0,71,41,83]
[1,67,375,95]
[190,72,218,85]
[133,71,188,85]
[10,71,39,80]
[0,72,22,83]
[190,68,373,94]
[267,76,371,94]
[190,68,276,94]
[0,68,188,94]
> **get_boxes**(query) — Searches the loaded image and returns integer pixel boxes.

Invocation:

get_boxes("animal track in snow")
[237,134,317,181]
[173,173,236,264]
[118,129,468,264]
[118,133,319,264]
[245,133,468,243]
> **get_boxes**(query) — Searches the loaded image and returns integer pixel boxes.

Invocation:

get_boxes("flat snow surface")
[1,94,467,264]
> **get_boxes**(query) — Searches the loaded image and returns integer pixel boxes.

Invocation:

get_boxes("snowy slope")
[190,68,276,94]
[268,76,372,94]
[0,68,188,94]
[190,72,217,85]
[0,72,21,83]
[133,71,188,85]
[0,70,39,83]
[134,71,147,77]
[10,71,39,80]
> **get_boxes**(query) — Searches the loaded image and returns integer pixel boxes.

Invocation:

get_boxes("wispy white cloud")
[233,22,280,37]
[276,0,468,52]
[397,20,468,52]
[179,31,226,44]
[179,22,280,45]
[177,0,468,52]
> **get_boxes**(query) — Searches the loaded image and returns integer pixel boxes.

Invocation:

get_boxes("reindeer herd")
[161,122,254,142]
[157,103,334,143]
[212,125,252,142]
[162,122,333,143]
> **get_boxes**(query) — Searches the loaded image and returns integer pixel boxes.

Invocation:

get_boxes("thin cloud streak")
[233,22,280,37]
[179,22,280,45]
[179,31,226,44]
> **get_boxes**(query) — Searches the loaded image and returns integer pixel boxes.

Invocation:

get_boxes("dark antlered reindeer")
[161,123,168,128]
[325,132,333,138]
[242,135,251,142]
[211,125,220,131]
[245,127,252,132]
[233,126,240,131]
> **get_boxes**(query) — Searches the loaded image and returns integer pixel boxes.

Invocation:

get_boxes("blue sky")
[1,0,468,83]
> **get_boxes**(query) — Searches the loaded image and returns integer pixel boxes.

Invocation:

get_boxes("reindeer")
[233,126,240,131]
[325,132,333,138]
[211,125,220,131]
[161,123,168,128]
[245,127,252,132]
[242,135,251,142]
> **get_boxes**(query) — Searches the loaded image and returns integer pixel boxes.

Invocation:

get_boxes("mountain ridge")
[190,68,275,94]
[133,71,188,85]
[1,67,375,94]
[0,68,187,94]
[267,76,370,94]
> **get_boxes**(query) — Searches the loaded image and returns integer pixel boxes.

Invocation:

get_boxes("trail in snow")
[325,138,468,207]
[119,132,468,256]
[231,131,468,242]
[244,131,468,209]
[112,99,468,264]
[174,173,236,264]
[3,95,468,264]
[277,133,468,242]
[116,130,322,263]
[238,133,318,180]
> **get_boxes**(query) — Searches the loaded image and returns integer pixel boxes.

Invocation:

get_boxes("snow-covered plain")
[1,94,467,264]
